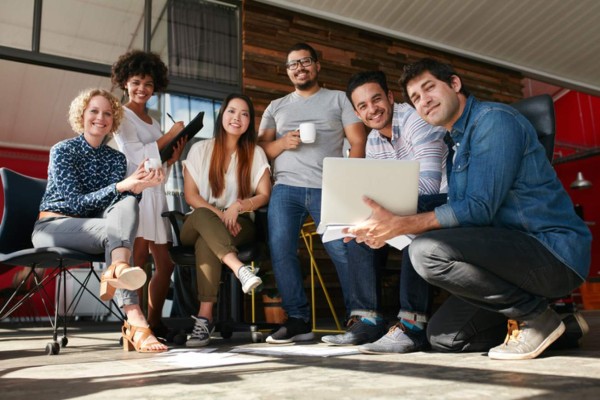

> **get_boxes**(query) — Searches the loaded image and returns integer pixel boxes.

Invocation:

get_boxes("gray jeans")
[410,227,582,351]
[32,196,140,307]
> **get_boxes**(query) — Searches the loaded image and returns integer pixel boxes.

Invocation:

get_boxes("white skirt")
[136,185,173,244]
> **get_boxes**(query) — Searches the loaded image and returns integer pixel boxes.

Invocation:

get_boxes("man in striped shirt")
[322,71,447,346]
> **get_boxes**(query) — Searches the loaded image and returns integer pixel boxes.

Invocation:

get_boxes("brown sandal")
[122,321,168,353]
[99,262,147,301]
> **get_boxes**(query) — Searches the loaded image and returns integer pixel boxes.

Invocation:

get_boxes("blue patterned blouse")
[40,135,134,217]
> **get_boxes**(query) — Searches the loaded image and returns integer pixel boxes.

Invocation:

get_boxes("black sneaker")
[550,312,590,350]
[187,316,215,347]
[322,316,387,346]
[266,317,315,344]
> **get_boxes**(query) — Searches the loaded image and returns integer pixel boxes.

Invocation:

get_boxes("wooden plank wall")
[242,0,523,123]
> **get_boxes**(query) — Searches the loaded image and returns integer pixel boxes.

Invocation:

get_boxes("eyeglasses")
[286,57,315,70]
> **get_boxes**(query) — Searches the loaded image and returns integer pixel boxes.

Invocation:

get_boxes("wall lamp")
[570,172,592,190]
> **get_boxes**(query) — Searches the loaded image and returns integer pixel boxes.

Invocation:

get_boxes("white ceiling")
[258,0,600,96]
[2,0,599,151]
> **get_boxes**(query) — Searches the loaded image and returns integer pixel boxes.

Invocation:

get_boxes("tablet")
[160,111,205,162]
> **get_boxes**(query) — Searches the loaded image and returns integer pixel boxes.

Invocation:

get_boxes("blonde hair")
[68,88,124,134]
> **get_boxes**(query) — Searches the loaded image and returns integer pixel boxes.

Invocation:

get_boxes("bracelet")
[248,198,255,212]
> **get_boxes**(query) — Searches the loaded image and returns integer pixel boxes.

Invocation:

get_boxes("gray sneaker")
[322,316,387,346]
[237,265,262,294]
[186,316,215,347]
[358,323,427,354]
[488,307,565,360]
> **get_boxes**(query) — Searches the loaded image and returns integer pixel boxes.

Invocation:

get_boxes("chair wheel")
[173,331,187,346]
[60,336,68,347]
[46,341,60,355]
[251,331,264,343]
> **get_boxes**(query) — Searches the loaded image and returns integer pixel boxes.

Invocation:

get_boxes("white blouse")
[113,107,172,243]
[183,139,270,210]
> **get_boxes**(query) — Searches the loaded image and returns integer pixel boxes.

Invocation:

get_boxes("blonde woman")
[32,88,168,353]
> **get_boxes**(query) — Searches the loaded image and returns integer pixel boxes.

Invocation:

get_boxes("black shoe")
[550,312,589,350]
[150,321,174,344]
[266,317,315,344]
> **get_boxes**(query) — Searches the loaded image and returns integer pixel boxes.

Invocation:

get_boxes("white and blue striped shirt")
[366,102,448,195]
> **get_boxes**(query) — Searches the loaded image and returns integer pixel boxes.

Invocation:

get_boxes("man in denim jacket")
[349,58,591,360]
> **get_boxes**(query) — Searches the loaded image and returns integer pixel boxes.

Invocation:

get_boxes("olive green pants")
[180,207,255,303]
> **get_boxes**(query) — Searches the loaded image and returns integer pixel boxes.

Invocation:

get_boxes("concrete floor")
[1,312,599,400]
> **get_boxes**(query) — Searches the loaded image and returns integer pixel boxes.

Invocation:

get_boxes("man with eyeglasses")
[258,42,366,344]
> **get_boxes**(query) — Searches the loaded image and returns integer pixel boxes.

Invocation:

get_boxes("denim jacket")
[434,96,591,279]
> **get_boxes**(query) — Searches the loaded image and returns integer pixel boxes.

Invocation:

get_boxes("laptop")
[317,157,420,237]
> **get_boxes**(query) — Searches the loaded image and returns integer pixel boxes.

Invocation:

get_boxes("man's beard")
[295,77,318,91]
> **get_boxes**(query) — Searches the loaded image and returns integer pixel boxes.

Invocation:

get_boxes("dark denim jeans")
[346,241,388,318]
[268,184,350,321]
[344,194,448,320]
[397,193,448,322]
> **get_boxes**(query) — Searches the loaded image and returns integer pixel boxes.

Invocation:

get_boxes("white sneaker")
[488,308,565,360]
[237,265,262,293]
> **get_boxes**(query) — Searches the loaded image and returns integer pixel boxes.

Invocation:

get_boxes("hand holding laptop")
[342,196,415,249]
[317,158,419,250]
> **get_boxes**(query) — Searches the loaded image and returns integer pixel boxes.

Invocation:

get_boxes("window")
[0,0,34,50]
[40,0,146,64]
[168,0,239,85]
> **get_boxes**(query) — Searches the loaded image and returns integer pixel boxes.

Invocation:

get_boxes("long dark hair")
[209,94,257,199]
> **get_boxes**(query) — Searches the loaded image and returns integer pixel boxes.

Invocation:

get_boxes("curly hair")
[111,50,169,93]
[68,88,124,134]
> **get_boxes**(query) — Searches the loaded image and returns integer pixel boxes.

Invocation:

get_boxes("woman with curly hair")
[32,88,168,352]
[111,50,187,340]
[181,94,271,347]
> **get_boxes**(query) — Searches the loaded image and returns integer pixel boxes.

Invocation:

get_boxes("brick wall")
[243,0,524,124]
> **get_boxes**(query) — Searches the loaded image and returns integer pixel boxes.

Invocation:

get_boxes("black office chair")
[511,94,555,162]
[0,168,124,354]
[163,207,273,341]
[512,95,585,317]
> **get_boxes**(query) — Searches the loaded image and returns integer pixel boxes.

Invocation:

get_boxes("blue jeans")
[398,193,448,322]
[268,184,350,322]
[346,241,387,318]
[343,194,448,320]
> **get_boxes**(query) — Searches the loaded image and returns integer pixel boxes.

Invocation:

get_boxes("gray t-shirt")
[259,88,361,188]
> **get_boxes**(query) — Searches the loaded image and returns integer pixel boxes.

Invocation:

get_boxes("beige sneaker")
[488,308,565,360]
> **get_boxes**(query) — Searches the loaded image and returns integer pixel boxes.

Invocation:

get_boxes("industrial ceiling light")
[570,172,592,189]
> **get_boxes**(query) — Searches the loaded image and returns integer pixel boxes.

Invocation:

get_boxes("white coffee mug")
[144,158,162,172]
[299,122,316,143]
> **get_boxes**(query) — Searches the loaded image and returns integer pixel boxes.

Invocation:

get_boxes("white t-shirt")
[183,139,270,210]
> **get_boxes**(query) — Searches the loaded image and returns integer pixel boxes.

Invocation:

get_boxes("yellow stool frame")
[300,221,344,333]
[248,221,344,334]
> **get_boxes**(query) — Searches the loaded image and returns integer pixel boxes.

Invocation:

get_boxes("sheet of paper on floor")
[232,344,360,357]
[153,348,269,368]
